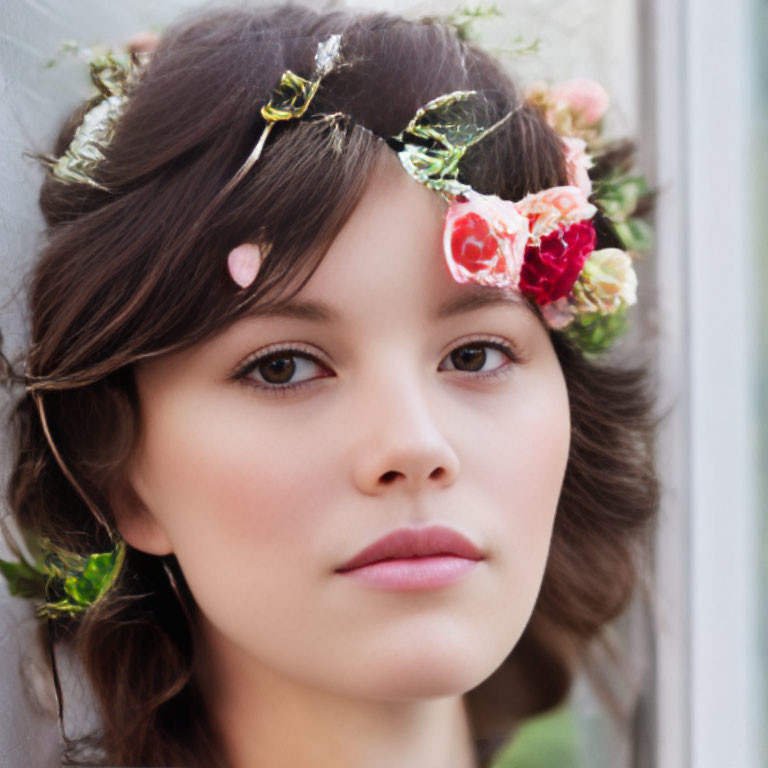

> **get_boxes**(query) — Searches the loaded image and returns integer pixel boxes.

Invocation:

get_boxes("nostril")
[379,467,446,484]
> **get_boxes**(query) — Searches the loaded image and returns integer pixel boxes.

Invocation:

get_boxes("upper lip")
[336,525,484,572]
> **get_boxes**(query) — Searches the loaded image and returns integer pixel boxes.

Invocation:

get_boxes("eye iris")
[259,355,296,384]
[451,346,486,371]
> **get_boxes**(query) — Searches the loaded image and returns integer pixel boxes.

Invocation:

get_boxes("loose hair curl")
[2,5,658,766]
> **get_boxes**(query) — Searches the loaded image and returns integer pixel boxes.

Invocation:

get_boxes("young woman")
[1,5,657,767]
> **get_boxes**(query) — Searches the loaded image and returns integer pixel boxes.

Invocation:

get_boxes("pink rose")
[549,78,609,126]
[515,185,597,239]
[443,191,530,288]
[562,137,593,196]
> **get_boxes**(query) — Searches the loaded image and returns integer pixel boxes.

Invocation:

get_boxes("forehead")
[253,152,537,325]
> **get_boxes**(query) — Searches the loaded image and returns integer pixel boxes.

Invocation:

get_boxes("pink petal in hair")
[227,243,263,288]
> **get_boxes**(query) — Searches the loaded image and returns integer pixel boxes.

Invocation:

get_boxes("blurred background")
[0,1,764,766]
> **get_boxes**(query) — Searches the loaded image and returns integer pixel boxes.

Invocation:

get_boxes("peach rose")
[515,185,597,239]
[577,247,638,312]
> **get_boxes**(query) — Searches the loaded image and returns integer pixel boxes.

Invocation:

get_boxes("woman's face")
[121,151,571,702]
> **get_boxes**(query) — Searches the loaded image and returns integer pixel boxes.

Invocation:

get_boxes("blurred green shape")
[490,706,581,768]
[0,557,45,599]
[566,309,630,356]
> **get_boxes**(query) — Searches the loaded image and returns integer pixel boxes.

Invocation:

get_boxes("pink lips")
[335,525,483,591]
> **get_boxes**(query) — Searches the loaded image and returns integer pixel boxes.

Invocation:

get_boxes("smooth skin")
[117,149,571,768]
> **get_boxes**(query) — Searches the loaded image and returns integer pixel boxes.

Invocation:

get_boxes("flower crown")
[46,36,649,355]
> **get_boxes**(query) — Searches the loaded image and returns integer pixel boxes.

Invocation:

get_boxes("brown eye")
[238,348,331,391]
[259,354,296,384]
[450,346,487,372]
[439,341,518,376]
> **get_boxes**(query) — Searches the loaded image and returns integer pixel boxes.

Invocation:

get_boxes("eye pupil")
[451,346,486,371]
[260,355,296,383]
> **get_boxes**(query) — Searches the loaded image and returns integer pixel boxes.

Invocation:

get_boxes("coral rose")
[443,191,530,287]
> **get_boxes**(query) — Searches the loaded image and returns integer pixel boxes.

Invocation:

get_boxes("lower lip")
[336,556,480,591]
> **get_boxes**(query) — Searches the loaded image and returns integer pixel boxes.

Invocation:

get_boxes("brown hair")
[2,5,657,766]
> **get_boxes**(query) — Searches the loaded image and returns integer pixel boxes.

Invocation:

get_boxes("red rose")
[518,220,596,304]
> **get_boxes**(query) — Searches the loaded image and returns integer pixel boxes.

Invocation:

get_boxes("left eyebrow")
[436,286,533,319]
[242,299,342,323]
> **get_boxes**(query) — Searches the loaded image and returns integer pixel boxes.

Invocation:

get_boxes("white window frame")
[649,1,762,766]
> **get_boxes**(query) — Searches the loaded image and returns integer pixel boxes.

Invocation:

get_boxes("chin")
[361,656,508,702]
[344,624,523,702]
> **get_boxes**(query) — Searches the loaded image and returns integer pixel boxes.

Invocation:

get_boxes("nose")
[350,376,460,496]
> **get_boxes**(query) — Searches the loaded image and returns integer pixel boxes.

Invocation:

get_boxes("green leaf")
[594,176,648,221]
[1,535,126,619]
[448,4,503,41]
[565,310,630,356]
[393,91,510,194]
[492,37,542,58]
[39,598,87,619]
[38,538,126,617]
[261,70,319,123]
[613,217,654,253]
[63,548,123,605]
[0,557,46,600]
[402,91,495,149]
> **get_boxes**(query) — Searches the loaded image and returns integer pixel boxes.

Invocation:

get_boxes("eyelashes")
[234,344,331,396]
[233,337,524,397]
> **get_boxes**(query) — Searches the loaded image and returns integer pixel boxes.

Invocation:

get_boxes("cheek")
[473,360,570,588]
[132,387,351,685]
[133,386,337,604]
[139,385,320,518]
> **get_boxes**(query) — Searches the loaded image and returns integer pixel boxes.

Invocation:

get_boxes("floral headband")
[223,43,642,352]
[48,36,647,355]
[8,32,650,619]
